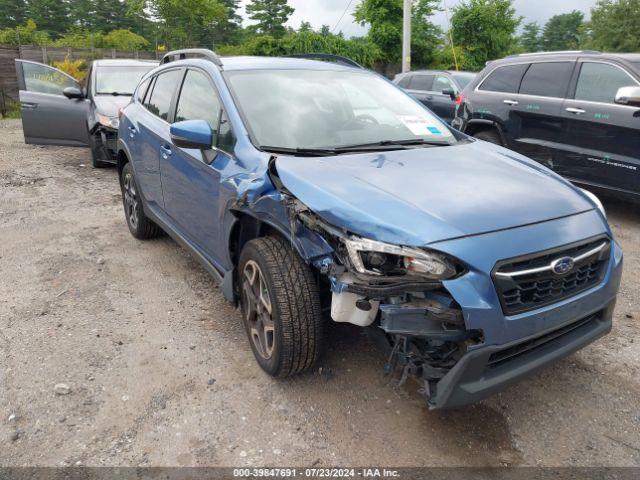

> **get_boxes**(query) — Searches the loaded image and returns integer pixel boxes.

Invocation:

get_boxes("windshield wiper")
[260,146,339,157]
[334,139,452,151]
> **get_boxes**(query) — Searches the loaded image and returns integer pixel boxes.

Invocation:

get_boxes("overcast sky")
[239,0,599,37]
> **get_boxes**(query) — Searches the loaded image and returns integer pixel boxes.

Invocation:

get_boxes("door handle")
[128,126,137,138]
[160,145,172,158]
[566,107,586,115]
[503,99,519,106]
[21,102,38,109]
[426,95,434,101]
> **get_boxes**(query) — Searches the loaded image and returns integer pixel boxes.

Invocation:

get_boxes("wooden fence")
[0,45,160,115]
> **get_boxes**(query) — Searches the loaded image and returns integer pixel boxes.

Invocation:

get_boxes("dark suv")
[394,70,476,124]
[453,51,640,202]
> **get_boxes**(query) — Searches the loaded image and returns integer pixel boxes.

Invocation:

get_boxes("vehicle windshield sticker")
[398,115,443,136]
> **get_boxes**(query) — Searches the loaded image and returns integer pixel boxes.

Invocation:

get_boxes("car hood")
[93,95,131,118]
[275,141,594,246]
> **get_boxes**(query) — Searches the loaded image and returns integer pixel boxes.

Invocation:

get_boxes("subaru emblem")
[551,256,575,275]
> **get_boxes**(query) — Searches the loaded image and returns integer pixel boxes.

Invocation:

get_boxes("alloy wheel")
[242,260,275,360]
[123,173,139,230]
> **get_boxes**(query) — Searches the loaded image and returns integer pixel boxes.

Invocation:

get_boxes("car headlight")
[342,236,459,280]
[97,114,119,129]
[581,188,606,218]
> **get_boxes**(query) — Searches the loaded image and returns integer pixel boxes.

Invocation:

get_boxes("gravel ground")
[0,118,639,467]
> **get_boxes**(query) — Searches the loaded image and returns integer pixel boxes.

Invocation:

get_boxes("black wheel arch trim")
[465,119,508,145]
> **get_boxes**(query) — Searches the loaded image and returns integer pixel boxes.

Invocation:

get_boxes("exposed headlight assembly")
[342,236,460,280]
[581,188,606,218]
[97,114,119,129]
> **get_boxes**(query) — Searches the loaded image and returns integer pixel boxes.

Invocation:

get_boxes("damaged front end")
[289,197,484,409]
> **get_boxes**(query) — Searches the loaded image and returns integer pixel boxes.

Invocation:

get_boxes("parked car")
[15,58,156,167]
[394,70,476,124]
[116,49,622,409]
[452,51,640,202]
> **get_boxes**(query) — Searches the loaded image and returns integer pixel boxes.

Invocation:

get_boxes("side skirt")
[143,203,235,301]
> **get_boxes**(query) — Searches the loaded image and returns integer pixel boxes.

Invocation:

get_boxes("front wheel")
[238,236,323,377]
[120,162,162,240]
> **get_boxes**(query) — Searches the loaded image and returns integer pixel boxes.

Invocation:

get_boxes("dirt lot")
[0,118,639,467]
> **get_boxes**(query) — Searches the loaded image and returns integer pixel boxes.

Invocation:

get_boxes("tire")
[89,133,112,169]
[120,162,162,240]
[238,236,323,378]
[473,129,504,146]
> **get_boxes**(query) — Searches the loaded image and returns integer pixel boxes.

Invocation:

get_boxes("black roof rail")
[286,53,363,69]
[161,48,223,68]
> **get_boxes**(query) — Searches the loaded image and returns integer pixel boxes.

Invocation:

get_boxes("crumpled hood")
[275,141,594,246]
[93,95,131,118]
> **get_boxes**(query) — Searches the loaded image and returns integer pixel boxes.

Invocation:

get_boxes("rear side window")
[175,70,221,129]
[146,69,183,121]
[519,62,574,98]
[409,75,434,91]
[575,62,638,104]
[479,64,528,93]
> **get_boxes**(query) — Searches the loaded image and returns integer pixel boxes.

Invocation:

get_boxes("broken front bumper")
[332,210,623,409]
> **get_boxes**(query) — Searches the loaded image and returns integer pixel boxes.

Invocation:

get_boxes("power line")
[333,0,355,33]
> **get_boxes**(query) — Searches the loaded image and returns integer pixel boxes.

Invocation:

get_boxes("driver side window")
[175,69,236,154]
[21,62,79,96]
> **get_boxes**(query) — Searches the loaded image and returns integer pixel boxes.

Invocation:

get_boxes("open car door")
[15,60,90,146]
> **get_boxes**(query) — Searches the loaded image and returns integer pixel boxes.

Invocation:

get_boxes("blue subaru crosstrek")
[117,49,623,409]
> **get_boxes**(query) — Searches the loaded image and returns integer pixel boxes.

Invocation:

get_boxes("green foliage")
[541,10,584,51]
[432,45,469,70]
[150,0,226,48]
[26,0,73,35]
[0,19,51,45]
[354,0,441,66]
[0,0,28,29]
[246,0,295,38]
[450,0,521,71]
[103,29,149,50]
[210,0,243,46]
[586,0,640,52]
[519,22,541,53]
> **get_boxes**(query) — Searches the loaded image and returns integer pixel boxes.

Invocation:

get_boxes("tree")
[0,19,51,45]
[210,0,243,45]
[0,0,28,29]
[150,0,226,48]
[320,24,331,36]
[450,0,521,71]
[299,21,312,32]
[26,0,73,35]
[354,0,441,66]
[586,0,640,52]
[541,10,584,51]
[520,22,541,52]
[246,0,295,38]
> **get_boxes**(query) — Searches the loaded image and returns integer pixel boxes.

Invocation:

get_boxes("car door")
[506,61,575,168]
[134,68,184,208]
[429,74,458,124]
[15,60,89,146]
[405,74,436,110]
[558,60,640,194]
[161,68,236,264]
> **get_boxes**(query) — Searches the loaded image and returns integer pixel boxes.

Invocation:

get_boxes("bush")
[52,57,88,82]
[0,20,51,46]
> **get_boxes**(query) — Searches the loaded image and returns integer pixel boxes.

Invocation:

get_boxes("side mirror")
[170,120,214,150]
[615,86,640,107]
[442,88,456,100]
[63,86,84,100]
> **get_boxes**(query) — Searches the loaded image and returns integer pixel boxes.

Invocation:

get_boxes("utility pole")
[402,0,412,73]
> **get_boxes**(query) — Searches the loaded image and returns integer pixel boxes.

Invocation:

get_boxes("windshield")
[451,72,475,90]
[95,66,154,95]
[224,69,456,150]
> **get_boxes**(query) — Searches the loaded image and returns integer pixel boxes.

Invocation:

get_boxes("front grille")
[487,313,599,368]
[493,238,610,315]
